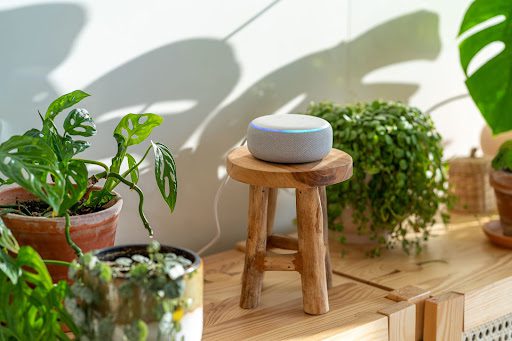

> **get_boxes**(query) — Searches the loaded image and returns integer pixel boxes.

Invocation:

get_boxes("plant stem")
[121,145,152,179]
[106,173,153,236]
[0,208,27,216]
[65,213,83,257]
[44,259,71,267]
[76,159,109,173]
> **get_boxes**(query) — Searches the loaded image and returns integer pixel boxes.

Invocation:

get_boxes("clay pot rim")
[95,244,202,277]
[0,185,123,223]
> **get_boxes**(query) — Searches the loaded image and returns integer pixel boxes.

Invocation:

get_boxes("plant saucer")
[483,220,512,249]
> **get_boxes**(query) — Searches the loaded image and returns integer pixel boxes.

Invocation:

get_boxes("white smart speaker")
[247,114,333,163]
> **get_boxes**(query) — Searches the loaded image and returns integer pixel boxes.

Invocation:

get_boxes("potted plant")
[458,0,512,237]
[0,90,177,280]
[490,142,512,234]
[0,222,78,339]
[306,100,452,255]
[66,241,203,340]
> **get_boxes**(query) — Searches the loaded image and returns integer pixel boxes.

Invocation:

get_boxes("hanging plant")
[306,100,452,255]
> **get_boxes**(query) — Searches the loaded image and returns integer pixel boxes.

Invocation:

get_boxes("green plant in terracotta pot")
[306,100,452,255]
[0,90,177,280]
[458,0,512,235]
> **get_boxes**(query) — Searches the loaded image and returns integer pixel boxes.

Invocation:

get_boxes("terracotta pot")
[0,186,122,281]
[333,206,380,245]
[90,245,203,340]
[489,170,512,235]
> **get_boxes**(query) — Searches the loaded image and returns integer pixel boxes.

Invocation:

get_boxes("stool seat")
[227,146,352,188]
[226,147,353,315]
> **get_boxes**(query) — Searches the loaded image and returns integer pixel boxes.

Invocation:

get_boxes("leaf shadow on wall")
[0,4,85,137]
[84,10,441,254]
[0,4,441,254]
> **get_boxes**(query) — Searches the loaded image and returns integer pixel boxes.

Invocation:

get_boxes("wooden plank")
[204,249,353,328]
[328,213,512,296]
[386,285,431,341]
[204,282,391,340]
[462,276,512,331]
[203,249,395,340]
[251,313,388,341]
[423,292,464,341]
[379,301,416,341]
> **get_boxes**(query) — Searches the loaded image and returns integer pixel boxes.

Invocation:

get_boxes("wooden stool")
[227,146,353,315]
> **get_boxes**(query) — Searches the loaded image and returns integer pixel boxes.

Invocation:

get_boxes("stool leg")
[267,188,278,235]
[319,186,333,289]
[296,187,329,315]
[240,185,269,309]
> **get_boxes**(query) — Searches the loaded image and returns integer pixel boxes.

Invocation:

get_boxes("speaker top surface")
[250,114,330,133]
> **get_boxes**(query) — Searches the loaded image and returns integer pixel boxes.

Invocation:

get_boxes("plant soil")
[12,200,106,217]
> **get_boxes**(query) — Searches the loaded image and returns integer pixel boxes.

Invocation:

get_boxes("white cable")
[197,138,247,255]
[197,174,230,255]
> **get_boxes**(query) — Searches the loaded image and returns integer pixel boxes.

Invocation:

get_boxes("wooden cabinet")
[203,214,512,340]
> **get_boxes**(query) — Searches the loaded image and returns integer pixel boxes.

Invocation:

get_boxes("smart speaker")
[247,114,333,163]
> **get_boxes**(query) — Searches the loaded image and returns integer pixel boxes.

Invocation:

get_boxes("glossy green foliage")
[492,140,512,172]
[114,113,163,147]
[63,108,97,137]
[0,91,178,255]
[459,0,512,134]
[306,100,452,255]
[45,90,90,120]
[152,142,177,212]
[0,223,78,340]
[0,135,65,212]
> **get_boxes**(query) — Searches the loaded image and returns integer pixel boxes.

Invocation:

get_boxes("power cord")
[197,138,247,255]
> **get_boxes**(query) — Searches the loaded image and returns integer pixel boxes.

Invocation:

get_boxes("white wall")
[0,0,484,254]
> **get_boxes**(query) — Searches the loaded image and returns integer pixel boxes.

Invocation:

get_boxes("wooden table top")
[203,249,396,340]
[328,213,510,296]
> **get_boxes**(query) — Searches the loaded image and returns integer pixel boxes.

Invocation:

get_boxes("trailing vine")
[305,100,453,255]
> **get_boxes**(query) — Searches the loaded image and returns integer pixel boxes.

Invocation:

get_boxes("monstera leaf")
[64,108,97,137]
[459,0,512,134]
[45,90,90,120]
[0,136,65,212]
[114,114,163,146]
[152,142,177,212]
[60,160,89,214]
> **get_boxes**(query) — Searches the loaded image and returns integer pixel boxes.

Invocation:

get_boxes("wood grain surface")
[423,292,464,341]
[203,248,395,340]
[329,214,508,295]
[226,146,353,188]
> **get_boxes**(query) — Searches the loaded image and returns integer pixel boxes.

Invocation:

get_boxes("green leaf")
[0,135,65,212]
[0,221,19,253]
[0,252,21,284]
[63,108,97,137]
[114,114,163,146]
[152,142,177,212]
[60,160,89,213]
[16,246,53,290]
[458,0,512,134]
[492,140,512,171]
[45,90,90,120]
[126,154,139,184]
[23,129,43,139]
